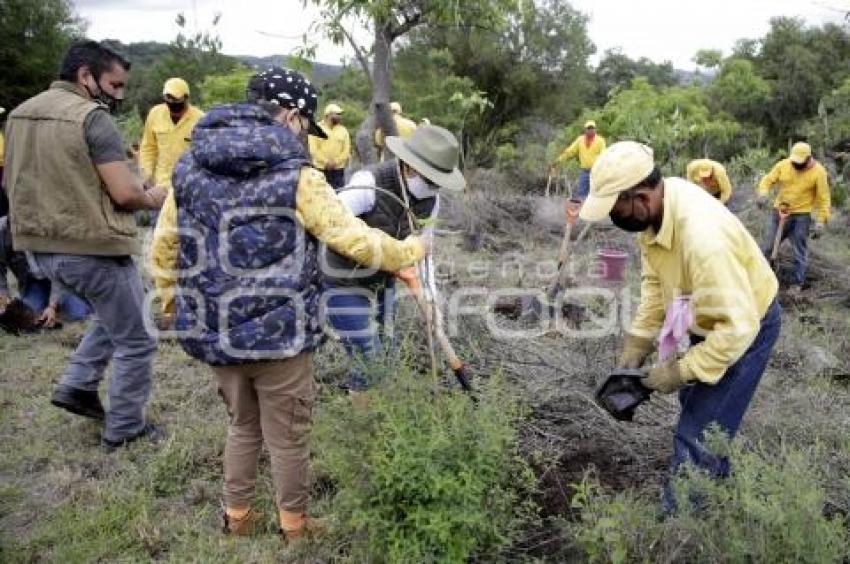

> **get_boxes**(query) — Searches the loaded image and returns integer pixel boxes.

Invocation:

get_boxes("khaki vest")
[5,81,139,256]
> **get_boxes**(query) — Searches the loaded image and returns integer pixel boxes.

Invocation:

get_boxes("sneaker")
[51,385,105,420]
[101,423,166,453]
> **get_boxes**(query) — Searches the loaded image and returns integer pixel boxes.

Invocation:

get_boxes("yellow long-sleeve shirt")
[686,158,732,204]
[149,167,426,314]
[757,158,831,224]
[630,178,778,385]
[374,114,418,152]
[308,121,351,170]
[139,103,204,189]
[555,134,606,170]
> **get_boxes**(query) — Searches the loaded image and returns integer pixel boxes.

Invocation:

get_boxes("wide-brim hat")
[386,125,465,191]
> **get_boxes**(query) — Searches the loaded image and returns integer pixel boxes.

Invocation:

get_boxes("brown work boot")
[222,508,258,536]
[279,510,327,543]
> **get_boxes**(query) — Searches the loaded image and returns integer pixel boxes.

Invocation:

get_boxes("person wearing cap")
[757,142,831,295]
[150,67,428,540]
[308,102,350,189]
[4,40,167,450]
[323,125,465,393]
[686,158,732,204]
[551,120,606,200]
[374,101,417,161]
[139,78,204,193]
[581,141,781,512]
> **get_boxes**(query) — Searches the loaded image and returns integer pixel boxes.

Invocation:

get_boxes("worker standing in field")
[757,142,831,296]
[581,141,781,513]
[323,125,464,393]
[686,158,732,204]
[374,101,417,161]
[308,103,351,189]
[550,120,606,200]
[139,78,204,192]
[152,67,428,540]
[4,40,167,450]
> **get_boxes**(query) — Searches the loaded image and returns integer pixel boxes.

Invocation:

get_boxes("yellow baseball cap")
[697,162,713,178]
[163,77,190,99]
[324,103,344,116]
[584,120,597,129]
[579,141,655,222]
[789,141,811,164]
[390,101,402,114]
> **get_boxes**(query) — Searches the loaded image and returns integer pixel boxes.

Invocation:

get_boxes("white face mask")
[406,174,439,199]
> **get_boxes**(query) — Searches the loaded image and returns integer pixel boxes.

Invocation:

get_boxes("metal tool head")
[595,368,652,421]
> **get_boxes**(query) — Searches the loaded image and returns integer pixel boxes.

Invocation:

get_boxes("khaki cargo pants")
[212,352,316,513]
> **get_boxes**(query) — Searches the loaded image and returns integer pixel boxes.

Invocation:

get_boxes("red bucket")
[597,249,628,283]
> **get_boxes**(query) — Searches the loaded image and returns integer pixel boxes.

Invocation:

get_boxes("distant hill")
[237,55,344,85]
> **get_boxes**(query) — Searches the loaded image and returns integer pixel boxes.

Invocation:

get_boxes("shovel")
[398,265,474,394]
[769,203,790,271]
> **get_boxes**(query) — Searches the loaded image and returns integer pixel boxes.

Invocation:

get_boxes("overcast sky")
[73,0,845,69]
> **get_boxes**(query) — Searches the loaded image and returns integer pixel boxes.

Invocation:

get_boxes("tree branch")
[338,24,373,86]
[389,8,423,40]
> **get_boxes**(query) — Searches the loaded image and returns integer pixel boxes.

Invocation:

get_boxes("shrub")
[312,367,537,562]
[569,434,848,563]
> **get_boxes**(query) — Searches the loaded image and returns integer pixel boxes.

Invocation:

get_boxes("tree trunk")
[370,21,398,163]
[354,112,376,166]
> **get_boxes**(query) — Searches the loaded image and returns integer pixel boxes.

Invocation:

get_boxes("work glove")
[618,333,655,369]
[811,223,825,240]
[642,358,689,394]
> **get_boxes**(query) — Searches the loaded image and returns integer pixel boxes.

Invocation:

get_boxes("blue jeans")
[663,298,782,512]
[760,211,811,285]
[324,281,396,391]
[575,169,591,200]
[34,254,158,442]
[21,277,92,321]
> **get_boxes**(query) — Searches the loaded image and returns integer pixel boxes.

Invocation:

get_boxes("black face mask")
[166,100,187,113]
[792,160,808,171]
[610,195,652,232]
[84,77,121,114]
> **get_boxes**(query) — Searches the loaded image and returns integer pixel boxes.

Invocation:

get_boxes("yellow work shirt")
[139,103,204,189]
[556,134,606,170]
[150,167,426,314]
[686,159,732,204]
[308,121,351,170]
[630,178,778,385]
[757,159,831,224]
[0,132,5,167]
[374,114,417,152]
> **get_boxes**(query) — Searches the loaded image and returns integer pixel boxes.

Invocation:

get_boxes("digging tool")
[398,266,474,394]
[544,171,553,198]
[769,203,790,271]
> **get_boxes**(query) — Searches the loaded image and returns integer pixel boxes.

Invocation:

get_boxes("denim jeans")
[324,281,396,391]
[575,169,591,200]
[760,211,811,285]
[662,298,782,512]
[34,253,158,442]
[20,277,92,321]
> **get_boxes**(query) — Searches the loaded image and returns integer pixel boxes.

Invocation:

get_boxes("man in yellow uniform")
[374,101,417,161]
[580,141,781,513]
[551,120,606,200]
[139,77,204,191]
[757,142,831,295]
[686,158,732,204]
[308,103,350,189]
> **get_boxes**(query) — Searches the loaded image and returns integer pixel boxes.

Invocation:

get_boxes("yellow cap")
[697,162,713,178]
[390,101,402,114]
[789,141,811,164]
[324,103,344,116]
[163,77,190,99]
[584,120,597,129]
[580,141,655,222]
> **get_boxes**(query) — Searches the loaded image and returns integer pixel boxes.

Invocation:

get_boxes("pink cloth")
[658,296,693,362]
